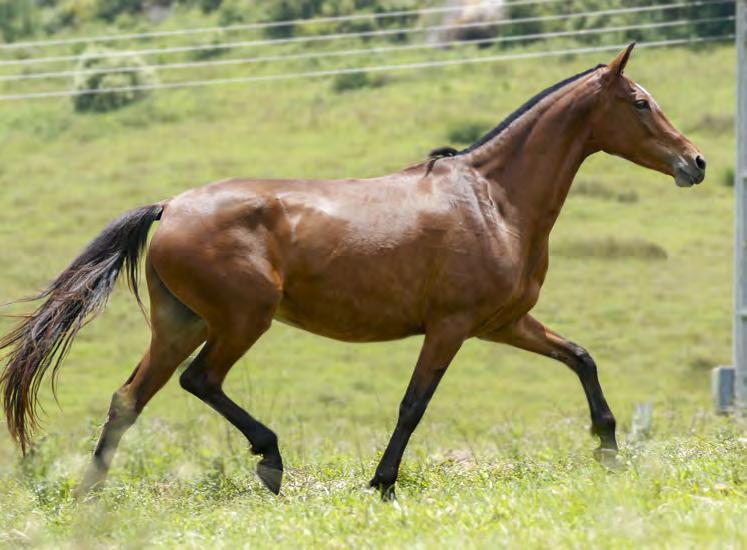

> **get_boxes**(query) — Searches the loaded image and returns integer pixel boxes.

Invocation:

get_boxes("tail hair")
[0,204,162,453]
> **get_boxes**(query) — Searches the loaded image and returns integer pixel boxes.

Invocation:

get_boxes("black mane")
[429,146,459,158]
[431,64,606,158]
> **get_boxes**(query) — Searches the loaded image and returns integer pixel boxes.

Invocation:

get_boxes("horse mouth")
[674,165,705,187]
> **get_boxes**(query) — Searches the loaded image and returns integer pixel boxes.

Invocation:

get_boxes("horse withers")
[0,44,706,499]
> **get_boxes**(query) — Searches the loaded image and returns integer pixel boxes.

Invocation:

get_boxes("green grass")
[0,43,745,548]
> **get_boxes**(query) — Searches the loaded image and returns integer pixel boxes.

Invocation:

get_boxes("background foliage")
[72,47,156,111]
[0,0,736,43]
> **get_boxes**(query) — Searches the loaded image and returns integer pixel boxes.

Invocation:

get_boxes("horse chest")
[467,248,547,331]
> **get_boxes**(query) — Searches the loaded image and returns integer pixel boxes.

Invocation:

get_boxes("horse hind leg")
[178,306,282,494]
[75,263,207,498]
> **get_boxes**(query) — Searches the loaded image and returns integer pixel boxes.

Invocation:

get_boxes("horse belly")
[274,264,425,342]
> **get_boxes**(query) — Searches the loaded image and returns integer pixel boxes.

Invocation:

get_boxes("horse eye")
[634,99,650,110]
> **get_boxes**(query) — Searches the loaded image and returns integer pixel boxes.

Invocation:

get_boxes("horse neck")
[464,77,600,242]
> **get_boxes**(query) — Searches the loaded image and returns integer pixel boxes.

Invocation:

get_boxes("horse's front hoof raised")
[256,456,283,495]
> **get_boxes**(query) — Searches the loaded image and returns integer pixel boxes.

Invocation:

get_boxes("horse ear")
[607,42,635,77]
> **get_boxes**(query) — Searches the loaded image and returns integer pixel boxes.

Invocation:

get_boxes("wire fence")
[0,0,736,103]
[0,35,732,102]
[0,14,734,84]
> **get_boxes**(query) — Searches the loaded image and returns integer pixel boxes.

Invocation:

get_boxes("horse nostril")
[695,155,707,171]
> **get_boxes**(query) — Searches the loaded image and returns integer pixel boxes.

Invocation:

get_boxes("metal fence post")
[713,1,746,413]
[734,0,747,411]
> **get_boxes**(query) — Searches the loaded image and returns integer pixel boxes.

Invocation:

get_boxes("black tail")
[0,204,163,453]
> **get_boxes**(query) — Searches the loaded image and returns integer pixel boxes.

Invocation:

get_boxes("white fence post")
[713,1,746,413]
[734,0,747,411]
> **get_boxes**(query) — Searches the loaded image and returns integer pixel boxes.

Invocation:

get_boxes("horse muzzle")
[673,154,706,187]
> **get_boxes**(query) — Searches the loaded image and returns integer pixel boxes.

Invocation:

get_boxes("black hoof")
[369,478,396,501]
[256,457,283,495]
[380,486,396,502]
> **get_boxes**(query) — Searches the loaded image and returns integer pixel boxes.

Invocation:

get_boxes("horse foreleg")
[369,319,467,500]
[486,314,618,460]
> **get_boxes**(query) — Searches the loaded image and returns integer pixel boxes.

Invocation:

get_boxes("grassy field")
[0,42,745,548]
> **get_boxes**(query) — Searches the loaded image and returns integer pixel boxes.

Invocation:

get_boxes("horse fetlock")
[369,465,397,489]
[591,413,616,436]
[590,414,617,451]
[250,429,279,457]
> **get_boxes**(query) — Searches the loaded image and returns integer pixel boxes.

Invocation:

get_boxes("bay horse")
[0,44,706,499]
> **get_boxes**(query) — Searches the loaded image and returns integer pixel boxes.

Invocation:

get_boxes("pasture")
[0,44,745,548]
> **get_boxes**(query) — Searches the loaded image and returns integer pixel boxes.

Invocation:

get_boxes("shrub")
[332,71,371,93]
[43,0,97,33]
[72,47,158,113]
[722,166,735,188]
[95,0,142,21]
[190,30,231,60]
[572,180,639,203]
[554,237,667,261]
[199,0,222,13]
[217,0,264,26]
[446,120,489,145]
[265,0,324,38]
